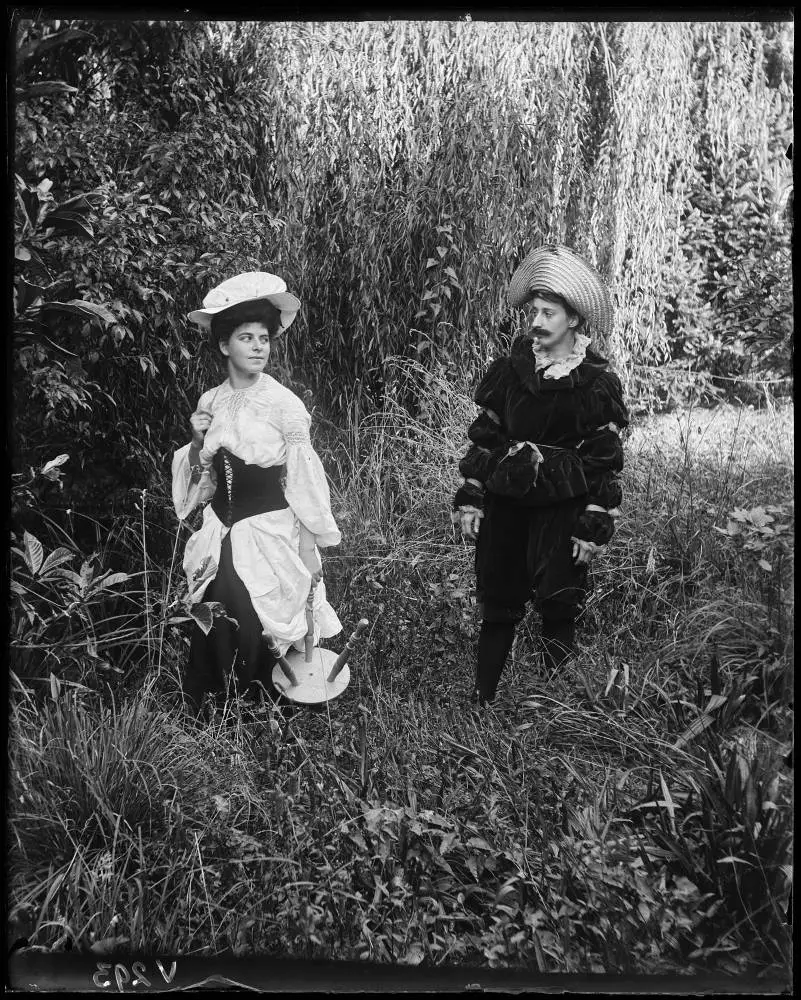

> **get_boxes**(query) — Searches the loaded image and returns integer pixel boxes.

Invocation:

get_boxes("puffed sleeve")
[455,359,507,508]
[171,391,218,520]
[454,356,542,508]
[573,371,630,545]
[282,396,342,547]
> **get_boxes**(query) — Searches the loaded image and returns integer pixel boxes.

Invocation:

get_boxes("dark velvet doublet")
[456,335,629,517]
[455,335,630,623]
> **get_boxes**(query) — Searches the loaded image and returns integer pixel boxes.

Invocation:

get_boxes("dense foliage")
[12,18,793,501]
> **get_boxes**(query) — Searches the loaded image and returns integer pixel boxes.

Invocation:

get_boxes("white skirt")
[183,504,342,654]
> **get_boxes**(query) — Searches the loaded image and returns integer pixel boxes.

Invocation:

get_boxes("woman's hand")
[571,537,605,566]
[298,524,323,585]
[300,547,323,586]
[190,408,213,448]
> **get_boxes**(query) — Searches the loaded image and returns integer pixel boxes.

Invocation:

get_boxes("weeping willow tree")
[663,22,794,399]
[586,22,699,369]
[13,17,793,497]
[223,18,791,408]
[253,21,597,404]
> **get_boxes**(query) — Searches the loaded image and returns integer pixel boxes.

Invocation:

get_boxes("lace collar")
[532,332,591,380]
[210,372,269,403]
[220,372,266,395]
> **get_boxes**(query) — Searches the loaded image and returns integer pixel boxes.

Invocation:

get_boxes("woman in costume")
[172,272,342,714]
[453,245,629,706]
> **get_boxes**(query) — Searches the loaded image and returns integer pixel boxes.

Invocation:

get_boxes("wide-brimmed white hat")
[507,244,613,335]
[187,271,301,334]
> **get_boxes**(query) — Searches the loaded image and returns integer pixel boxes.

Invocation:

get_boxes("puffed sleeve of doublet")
[171,391,218,521]
[282,395,342,547]
[573,371,630,545]
[455,358,539,508]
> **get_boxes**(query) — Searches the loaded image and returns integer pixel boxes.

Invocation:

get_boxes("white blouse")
[171,373,342,652]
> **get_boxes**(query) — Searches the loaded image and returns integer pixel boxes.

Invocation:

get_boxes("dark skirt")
[182,531,278,713]
[475,493,588,624]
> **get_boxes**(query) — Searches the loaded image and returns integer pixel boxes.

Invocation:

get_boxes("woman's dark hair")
[210,299,283,345]
[528,288,584,329]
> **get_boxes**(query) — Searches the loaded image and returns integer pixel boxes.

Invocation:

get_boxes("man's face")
[525,296,579,351]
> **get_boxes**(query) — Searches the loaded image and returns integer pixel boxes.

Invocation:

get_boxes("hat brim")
[507,245,613,336]
[187,291,301,334]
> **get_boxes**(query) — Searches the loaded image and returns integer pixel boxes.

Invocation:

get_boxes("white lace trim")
[210,374,266,419]
[284,427,311,446]
[533,332,591,380]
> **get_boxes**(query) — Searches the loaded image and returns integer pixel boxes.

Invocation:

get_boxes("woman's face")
[525,296,579,352]
[219,322,272,374]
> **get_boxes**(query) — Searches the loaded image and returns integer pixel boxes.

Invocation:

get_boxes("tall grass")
[7,365,793,975]
[318,362,794,970]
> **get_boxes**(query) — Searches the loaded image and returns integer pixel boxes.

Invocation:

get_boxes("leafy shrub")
[653,22,793,410]
[628,744,792,968]
[9,527,136,685]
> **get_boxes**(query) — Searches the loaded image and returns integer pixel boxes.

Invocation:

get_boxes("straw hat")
[187,272,301,333]
[507,244,613,335]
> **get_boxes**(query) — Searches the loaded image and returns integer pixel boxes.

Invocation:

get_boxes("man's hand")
[454,506,483,541]
[571,537,605,566]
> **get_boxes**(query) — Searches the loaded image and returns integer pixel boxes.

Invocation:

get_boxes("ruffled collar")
[509,334,608,395]
[532,332,591,380]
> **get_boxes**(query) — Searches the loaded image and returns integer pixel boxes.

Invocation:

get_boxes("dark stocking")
[474,620,517,704]
[541,618,576,671]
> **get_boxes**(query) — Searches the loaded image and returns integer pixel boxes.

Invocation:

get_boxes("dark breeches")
[475,494,588,623]
[183,532,277,714]
[472,494,588,703]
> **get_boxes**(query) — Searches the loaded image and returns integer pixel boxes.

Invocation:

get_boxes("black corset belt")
[210,449,288,527]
